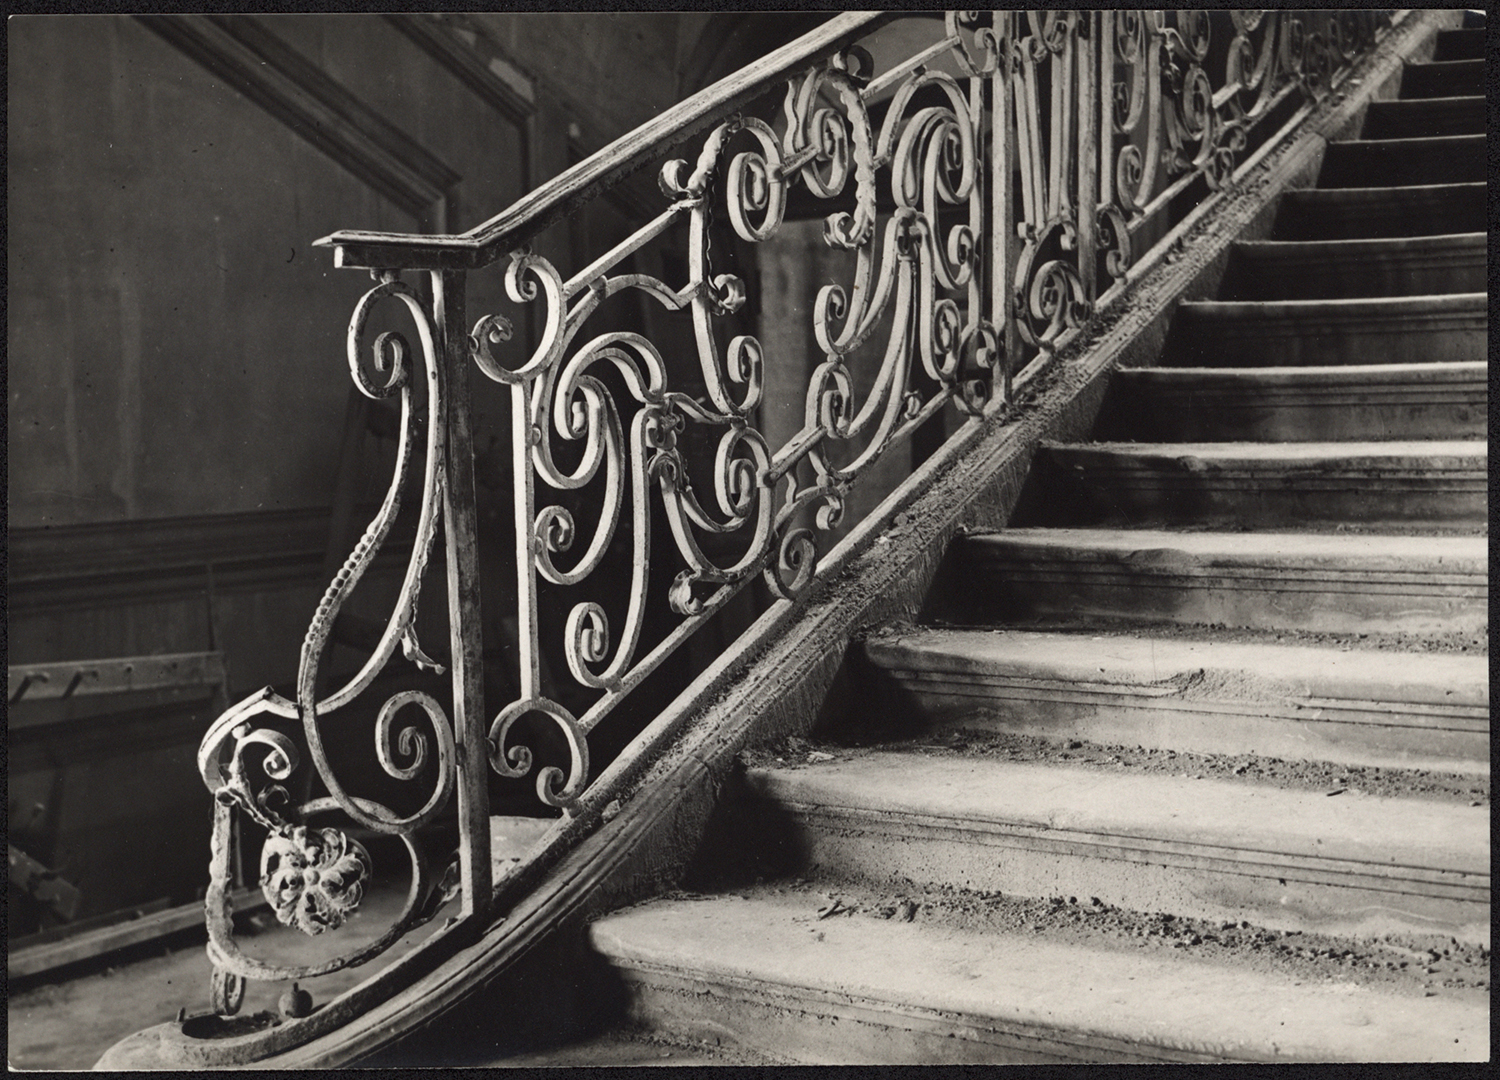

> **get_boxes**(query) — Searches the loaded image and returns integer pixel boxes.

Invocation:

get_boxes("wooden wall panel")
[6,14,493,697]
[7,16,416,530]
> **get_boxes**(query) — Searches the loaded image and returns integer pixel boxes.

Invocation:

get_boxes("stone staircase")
[583,26,1489,1064]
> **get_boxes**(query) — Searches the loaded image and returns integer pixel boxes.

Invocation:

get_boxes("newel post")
[432,268,493,918]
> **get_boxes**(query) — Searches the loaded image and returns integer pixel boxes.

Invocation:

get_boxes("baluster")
[433,268,492,919]
[1076,10,1099,303]
[993,11,1017,402]
[966,17,986,408]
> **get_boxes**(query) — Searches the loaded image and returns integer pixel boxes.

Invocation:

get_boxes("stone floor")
[8,884,443,1071]
[9,814,770,1070]
[8,884,761,1070]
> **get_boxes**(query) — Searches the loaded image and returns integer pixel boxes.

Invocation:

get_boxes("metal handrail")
[313,12,896,271]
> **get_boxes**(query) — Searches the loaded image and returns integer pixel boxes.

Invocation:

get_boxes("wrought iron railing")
[194,8,1388,1036]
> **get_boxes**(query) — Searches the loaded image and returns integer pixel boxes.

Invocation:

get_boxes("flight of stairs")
[583,28,1489,1064]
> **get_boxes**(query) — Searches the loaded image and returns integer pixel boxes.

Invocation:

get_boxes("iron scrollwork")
[188,6,1394,1032]
[469,13,1004,814]
[195,273,461,1014]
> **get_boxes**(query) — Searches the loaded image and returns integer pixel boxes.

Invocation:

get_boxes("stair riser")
[1027,461,1488,529]
[1166,306,1485,368]
[955,552,1486,636]
[1222,242,1485,300]
[606,966,1199,1065]
[877,675,1489,774]
[1318,138,1485,188]
[1274,186,1485,240]
[1432,28,1485,61]
[744,800,1491,944]
[1361,97,1486,138]
[1099,375,1487,443]
[1400,60,1484,98]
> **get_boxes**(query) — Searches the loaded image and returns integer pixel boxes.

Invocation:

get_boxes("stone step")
[1273,183,1485,240]
[1361,95,1485,139]
[728,758,1491,946]
[590,891,1487,1063]
[1400,58,1484,99]
[949,528,1487,636]
[729,755,1490,941]
[1318,135,1486,188]
[1022,440,1487,529]
[861,628,1490,773]
[1097,362,1486,443]
[1432,27,1486,61]
[1221,234,1485,300]
[1164,294,1485,368]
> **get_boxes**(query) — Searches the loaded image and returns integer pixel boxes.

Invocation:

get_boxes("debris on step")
[816,898,854,920]
[737,879,1492,997]
[738,737,841,770]
[928,618,1488,656]
[843,730,1487,805]
[593,886,1488,1062]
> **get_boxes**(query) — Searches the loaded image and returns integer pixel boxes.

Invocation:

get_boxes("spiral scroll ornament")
[459,21,1004,813]
[193,274,463,1012]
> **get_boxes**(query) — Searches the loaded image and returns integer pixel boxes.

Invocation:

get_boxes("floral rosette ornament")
[260,825,373,936]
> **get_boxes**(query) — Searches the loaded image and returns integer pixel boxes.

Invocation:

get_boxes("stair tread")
[864,628,1488,771]
[592,892,1487,1062]
[1329,134,1484,151]
[1368,93,1484,105]
[1116,361,1486,387]
[1028,440,1489,526]
[1234,233,1485,256]
[741,754,1488,873]
[1368,94,1485,107]
[1167,295,1485,367]
[1041,439,1486,464]
[1360,95,1487,138]
[1318,134,1485,187]
[1178,293,1486,316]
[1097,362,1487,441]
[864,627,1489,709]
[1273,182,1485,240]
[1407,57,1484,70]
[966,528,1487,565]
[957,531,1486,636]
[1219,232,1486,297]
[1286,180,1486,197]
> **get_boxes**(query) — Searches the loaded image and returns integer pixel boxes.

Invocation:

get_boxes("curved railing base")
[94,14,1445,1063]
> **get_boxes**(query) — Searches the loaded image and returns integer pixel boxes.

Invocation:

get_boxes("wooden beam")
[9,889,269,980]
[8,846,82,923]
[8,652,228,705]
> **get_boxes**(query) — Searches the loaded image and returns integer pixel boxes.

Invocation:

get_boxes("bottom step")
[591,892,1487,1063]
